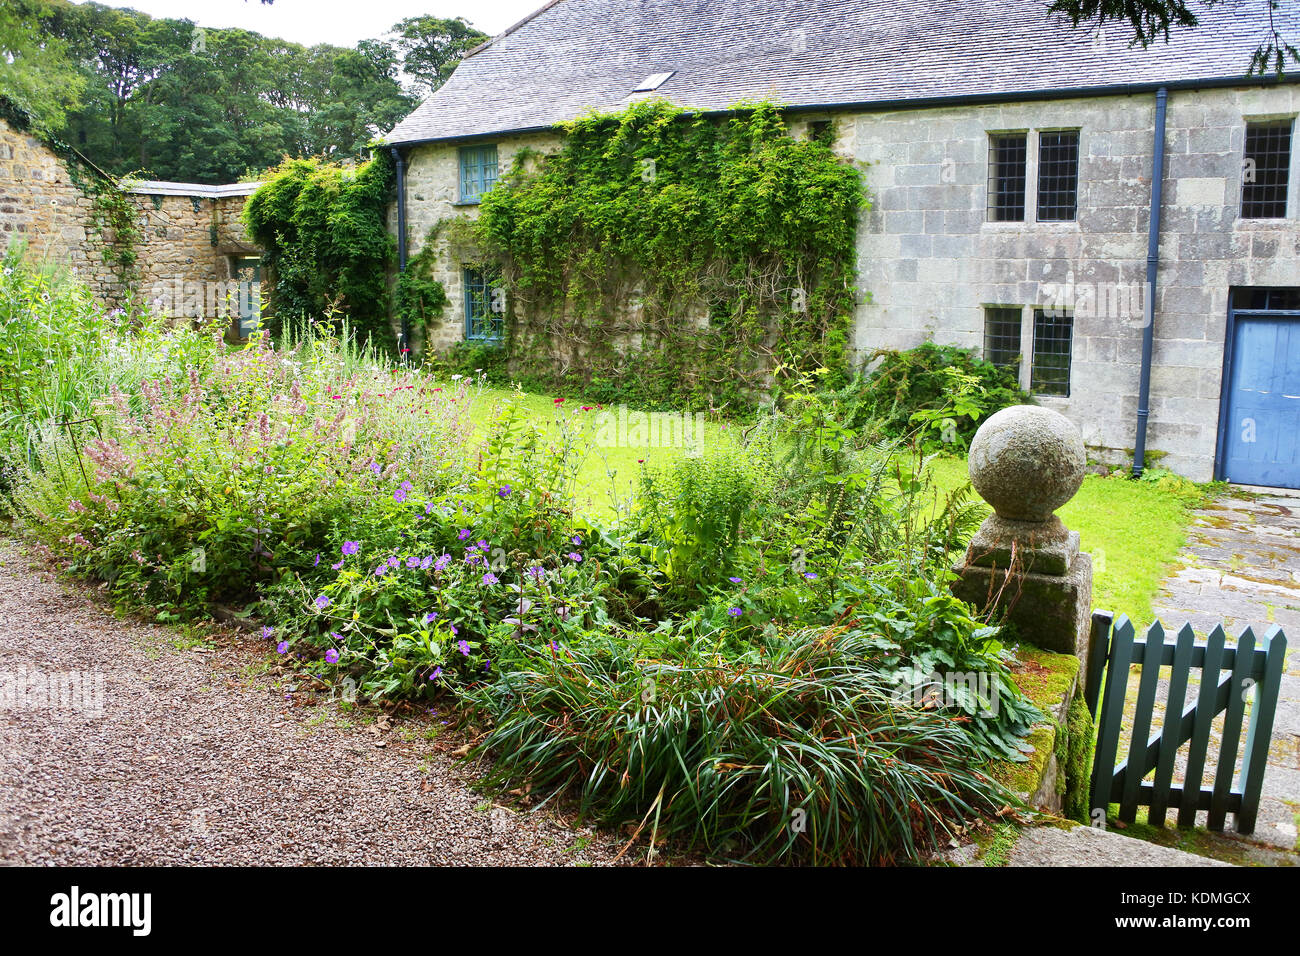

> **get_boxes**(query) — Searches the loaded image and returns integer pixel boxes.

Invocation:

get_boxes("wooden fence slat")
[1209,627,1256,830]
[1149,622,1196,827]
[1179,624,1227,828]
[1236,626,1287,834]
[1085,611,1113,718]
[1090,615,1134,822]
[1120,621,1165,823]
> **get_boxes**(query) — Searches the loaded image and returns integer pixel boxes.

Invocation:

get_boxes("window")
[808,120,833,145]
[1233,287,1300,311]
[1036,130,1079,221]
[987,133,1027,221]
[458,145,498,203]
[1031,308,1073,396]
[983,307,1023,373]
[1242,120,1293,219]
[464,268,503,341]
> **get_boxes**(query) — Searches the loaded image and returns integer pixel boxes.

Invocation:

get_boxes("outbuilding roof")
[386,0,1298,146]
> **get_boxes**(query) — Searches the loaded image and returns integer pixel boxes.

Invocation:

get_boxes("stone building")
[384,0,1300,487]
[0,102,263,336]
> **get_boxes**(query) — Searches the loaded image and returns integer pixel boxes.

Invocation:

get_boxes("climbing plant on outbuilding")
[471,99,867,411]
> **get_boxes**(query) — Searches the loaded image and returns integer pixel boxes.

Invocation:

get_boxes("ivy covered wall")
[401,101,868,411]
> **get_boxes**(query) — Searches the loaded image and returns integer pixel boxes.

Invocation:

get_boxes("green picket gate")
[1084,610,1286,834]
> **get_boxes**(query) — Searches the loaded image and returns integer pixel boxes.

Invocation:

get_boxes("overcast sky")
[70,0,546,47]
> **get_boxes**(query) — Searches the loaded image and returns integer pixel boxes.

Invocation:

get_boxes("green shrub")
[840,342,1032,450]
[16,326,477,618]
[472,624,1017,864]
[243,155,397,349]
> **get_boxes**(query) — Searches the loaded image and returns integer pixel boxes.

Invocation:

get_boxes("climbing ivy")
[84,172,143,295]
[243,153,400,347]
[394,226,450,353]
[469,99,866,412]
[2,94,142,307]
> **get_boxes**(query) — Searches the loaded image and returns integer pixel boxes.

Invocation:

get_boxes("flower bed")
[3,256,1045,864]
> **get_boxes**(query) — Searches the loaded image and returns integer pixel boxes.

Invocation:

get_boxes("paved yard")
[1117,491,1300,862]
[0,538,621,866]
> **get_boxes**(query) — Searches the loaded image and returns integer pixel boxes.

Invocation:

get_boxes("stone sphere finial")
[968,405,1085,521]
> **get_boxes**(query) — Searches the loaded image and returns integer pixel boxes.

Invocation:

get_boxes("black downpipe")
[1133,87,1168,477]
[391,146,409,356]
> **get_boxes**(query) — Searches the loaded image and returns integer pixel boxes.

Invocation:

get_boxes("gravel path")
[0,536,623,866]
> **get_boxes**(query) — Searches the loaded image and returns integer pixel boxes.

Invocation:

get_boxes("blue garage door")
[1221,288,1300,488]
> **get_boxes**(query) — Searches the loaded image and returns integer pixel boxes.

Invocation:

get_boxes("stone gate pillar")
[950,405,1093,659]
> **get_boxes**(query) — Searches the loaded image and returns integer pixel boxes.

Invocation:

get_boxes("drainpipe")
[1132,86,1167,478]
[391,146,409,356]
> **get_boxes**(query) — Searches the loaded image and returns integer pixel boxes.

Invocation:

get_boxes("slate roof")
[386,0,1299,146]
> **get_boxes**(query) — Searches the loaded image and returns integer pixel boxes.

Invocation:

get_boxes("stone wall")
[0,116,119,299]
[844,85,1300,481]
[129,184,261,322]
[0,114,262,323]
[396,131,561,353]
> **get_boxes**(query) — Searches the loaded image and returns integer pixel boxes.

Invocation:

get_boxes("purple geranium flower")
[261,625,273,640]
[424,611,438,624]
[457,529,471,540]
[324,648,339,664]
[313,553,321,567]
[727,607,742,617]
[567,552,583,563]
[276,641,289,654]
[571,535,582,546]
[332,560,344,570]
[406,556,420,569]
[374,564,386,577]
[434,554,452,571]
[482,572,499,586]
[342,541,360,556]
[804,572,818,580]
[498,485,511,497]
[527,565,545,580]
[729,576,743,584]
[457,639,471,656]
[388,556,400,569]
[314,595,330,609]
[394,487,408,503]
[420,555,433,570]
[428,666,443,681]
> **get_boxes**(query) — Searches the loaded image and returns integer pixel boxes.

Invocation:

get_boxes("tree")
[0,0,85,133]
[387,16,488,94]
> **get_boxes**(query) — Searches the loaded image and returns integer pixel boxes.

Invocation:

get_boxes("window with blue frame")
[458,145,499,203]
[464,268,504,341]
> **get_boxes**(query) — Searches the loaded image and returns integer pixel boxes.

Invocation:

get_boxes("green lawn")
[465,385,740,518]
[465,386,1195,628]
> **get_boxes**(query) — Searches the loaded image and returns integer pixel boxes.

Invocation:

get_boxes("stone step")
[1005,822,1232,866]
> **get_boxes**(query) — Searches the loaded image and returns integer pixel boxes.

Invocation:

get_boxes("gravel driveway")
[0,537,622,866]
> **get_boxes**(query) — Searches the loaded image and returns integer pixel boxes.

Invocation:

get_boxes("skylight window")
[633,72,674,92]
